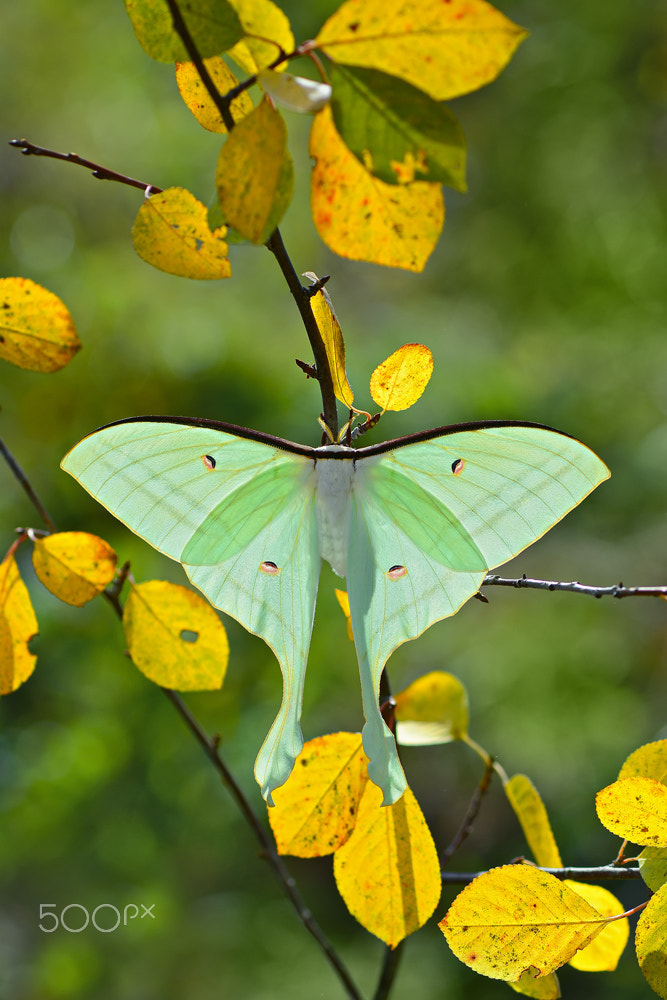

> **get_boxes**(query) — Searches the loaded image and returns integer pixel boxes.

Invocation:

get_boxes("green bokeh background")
[1,1,666,997]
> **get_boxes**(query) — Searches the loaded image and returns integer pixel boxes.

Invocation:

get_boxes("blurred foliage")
[1,0,666,997]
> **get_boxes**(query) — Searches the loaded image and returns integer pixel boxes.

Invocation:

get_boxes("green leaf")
[330,64,466,189]
[124,0,243,63]
[216,97,293,243]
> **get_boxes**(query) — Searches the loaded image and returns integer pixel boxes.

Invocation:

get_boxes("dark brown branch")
[0,436,57,533]
[9,139,163,193]
[440,757,495,867]
[161,688,363,1000]
[482,574,667,601]
[441,864,643,885]
[373,940,405,1000]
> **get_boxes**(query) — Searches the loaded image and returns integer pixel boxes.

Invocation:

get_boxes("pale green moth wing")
[61,418,319,804]
[349,423,610,802]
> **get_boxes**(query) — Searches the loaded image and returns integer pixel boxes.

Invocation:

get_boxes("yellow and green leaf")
[394,670,468,745]
[636,881,667,998]
[227,0,294,74]
[315,0,527,101]
[370,343,433,411]
[333,782,441,947]
[596,776,667,846]
[334,588,354,641]
[216,97,293,244]
[330,64,466,188]
[0,554,38,694]
[619,740,667,785]
[124,0,243,63]
[310,106,443,271]
[269,733,368,856]
[509,969,561,999]
[504,774,563,869]
[310,286,354,408]
[440,865,605,981]
[639,846,667,892]
[175,57,253,132]
[133,187,231,279]
[123,580,229,691]
[0,277,81,373]
[32,532,117,607]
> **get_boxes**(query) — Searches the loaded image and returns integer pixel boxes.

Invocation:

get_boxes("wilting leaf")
[370,343,433,411]
[315,0,527,101]
[309,286,354,407]
[565,882,628,972]
[32,532,117,607]
[440,865,605,981]
[124,0,243,62]
[636,882,667,998]
[0,554,38,694]
[216,97,293,243]
[330,64,466,188]
[133,187,231,279]
[596,776,667,846]
[394,671,468,745]
[334,782,441,947]
[123,580,229,690]
[269,733,368,856]
[176,57,253,132]
[310,106,443,271]
[258,69,331,113]
[504,774,563,869]
[227,0,294,74]
[0,277,80,373]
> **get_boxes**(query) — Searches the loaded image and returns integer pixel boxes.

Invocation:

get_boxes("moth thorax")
[314,457,354,577]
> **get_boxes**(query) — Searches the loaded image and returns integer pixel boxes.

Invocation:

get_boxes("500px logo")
[39,903,155,933]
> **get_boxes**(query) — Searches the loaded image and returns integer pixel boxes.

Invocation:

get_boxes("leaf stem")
[0,436,57,532]
[440,757,495,867]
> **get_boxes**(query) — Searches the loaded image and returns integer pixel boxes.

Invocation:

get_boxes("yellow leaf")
[619,740,667,785]
[315,0,527,101]
[333,783,441,947]
[369,343,433,411]
[310,106,443,272]
[509,969,561,999]
[636,881,667,998]
[394,671,468,745]
[309,286,354,408]
[334,589,354,641]
[504,774,563,869]
[596,776,667,846]
[132,187,231,279]
[0,277,81,373]
[439,865,605,981]
[639,846,667,892]
[0,554,38,694]
[227,0,294,74]
[216,97,293,244]
[175,57,253,132]
[564,881,628,972]
[123,581,228,691]
[32,532,117,607]
[269,733,368,856]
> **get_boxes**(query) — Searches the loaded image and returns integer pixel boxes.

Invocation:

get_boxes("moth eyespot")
[202,454,216,470]
[260,561,280,576]
[387,565,407,580]
[451,458,465,476]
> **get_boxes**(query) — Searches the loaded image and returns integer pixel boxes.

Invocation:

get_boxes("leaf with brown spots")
[0,277,81,373]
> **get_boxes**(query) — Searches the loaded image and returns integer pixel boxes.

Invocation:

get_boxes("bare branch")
[441,864,643,885]
[0,436,57,533]
[441,757,495,867]
[482,574,667,601]
[9,139,162,194]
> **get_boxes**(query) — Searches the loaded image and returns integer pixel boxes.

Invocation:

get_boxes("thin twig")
[482,574,667,601]
[441,864,643,885]
[0,436,57,532]
[9,139,162,194]
[161,688,364,1000]
[373,941,405,1000]
[440,757,496,867]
